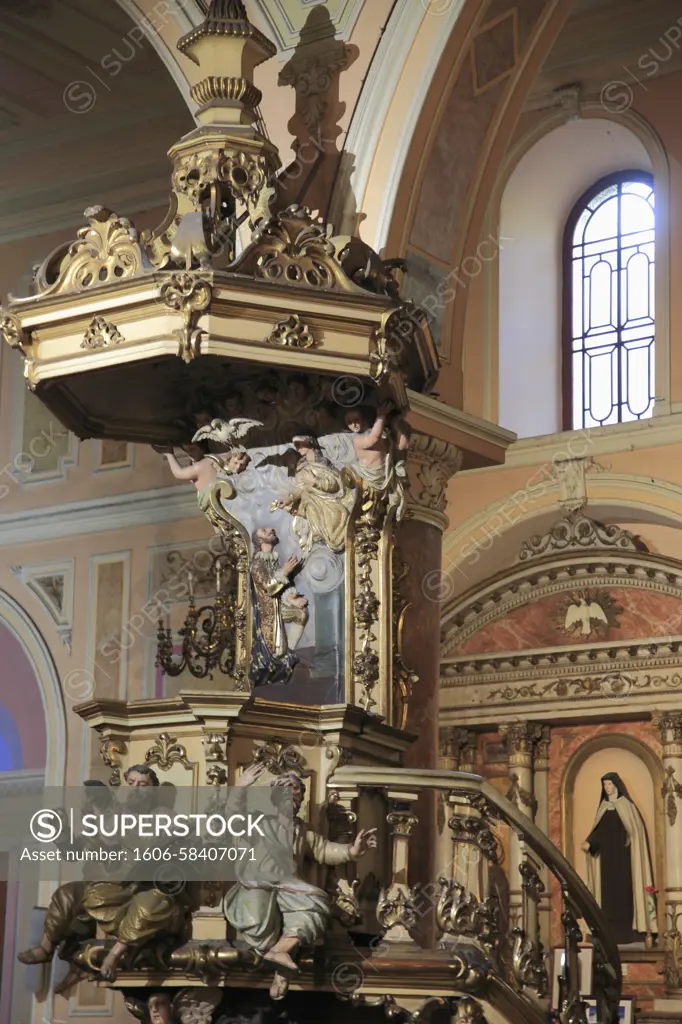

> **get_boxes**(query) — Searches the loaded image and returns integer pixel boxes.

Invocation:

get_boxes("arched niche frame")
[561,731,665,933]
[489,103,670,437]
[0,590,66,787]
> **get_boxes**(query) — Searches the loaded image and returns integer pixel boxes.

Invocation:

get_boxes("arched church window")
[563,171,655,429]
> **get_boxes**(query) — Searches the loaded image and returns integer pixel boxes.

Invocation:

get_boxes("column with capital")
[396,435,462,896]
[437,728,481,896]
[654,711,682,994]
[499,722,543,930]
[533,726,551,951]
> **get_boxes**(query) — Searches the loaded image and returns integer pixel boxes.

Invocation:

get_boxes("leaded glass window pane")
[567,173,655,429]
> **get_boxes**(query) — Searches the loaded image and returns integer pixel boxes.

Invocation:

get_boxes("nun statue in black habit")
[581,772,658,944]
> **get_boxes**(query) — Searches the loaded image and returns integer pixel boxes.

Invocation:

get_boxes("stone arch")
[0,591,66,787]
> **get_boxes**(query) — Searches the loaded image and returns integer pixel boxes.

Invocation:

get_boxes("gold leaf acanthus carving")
[407,435,463,513]
[81,316,124,350]
[160,272,212,364]
[230,205,362,292]
[252,737,306,776]
[145,732,193,771]
[34,206,144,297]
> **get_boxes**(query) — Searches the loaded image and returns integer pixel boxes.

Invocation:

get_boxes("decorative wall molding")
[442,553,682,656]
[0,485,200,547]
[10,560,74,652]
[516,512,646,563]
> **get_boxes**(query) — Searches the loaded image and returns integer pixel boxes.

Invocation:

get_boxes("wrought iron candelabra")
[156,561,236,679]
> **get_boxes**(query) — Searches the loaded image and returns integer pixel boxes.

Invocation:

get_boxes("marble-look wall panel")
[99,439,130,467]
[89,554,130,701]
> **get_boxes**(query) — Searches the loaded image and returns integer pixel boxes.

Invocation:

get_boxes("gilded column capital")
[534,726,551,772]
[406,433,463,530]
[653,711,682,757]
[500,721,544,769]
[439,726,477,773]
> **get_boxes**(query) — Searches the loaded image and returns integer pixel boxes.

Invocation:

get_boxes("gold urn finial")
[179,0,276,128]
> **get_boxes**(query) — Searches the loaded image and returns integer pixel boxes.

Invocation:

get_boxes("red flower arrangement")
[645,885,658,895]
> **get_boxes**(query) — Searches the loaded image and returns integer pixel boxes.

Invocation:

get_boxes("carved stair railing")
[328,767,622,1024]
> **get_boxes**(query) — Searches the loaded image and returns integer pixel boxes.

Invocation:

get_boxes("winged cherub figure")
[192,417,262,450]
[158,442,251,515]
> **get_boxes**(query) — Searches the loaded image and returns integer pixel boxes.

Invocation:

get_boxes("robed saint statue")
[582,772,658,944]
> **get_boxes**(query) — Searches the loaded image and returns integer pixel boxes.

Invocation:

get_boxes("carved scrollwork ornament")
[173,152,220,206]
[230,205,362,291]
[160,272,212,363]
[448,814,502,864]
[145,732,193,771]
[406,435,463,522]
[376,885,419,937]
[252,737,306,776]
[517,511,646,562]
[332,877,362,928]
[81,316,125,350]
[266,314,316,349]
[511,926,548,997]
[220,150,269,205]
[664,905,682,989]
[436,877,500,953]
[0,310,24,348]
[99,735,126,786]
[663,765,682,826]
[34,206,144,296]
[452,997,488,1024]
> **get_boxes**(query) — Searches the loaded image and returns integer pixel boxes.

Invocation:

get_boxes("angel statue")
[224,763,377,1000]
[264,435,356,554]
[345,402,410,520]
[158,442,251,514]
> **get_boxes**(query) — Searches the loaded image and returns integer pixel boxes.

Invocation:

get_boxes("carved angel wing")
[227,417,264,440]
[588,602,608,624]
[564,604,582,628]
[192,417,262,447]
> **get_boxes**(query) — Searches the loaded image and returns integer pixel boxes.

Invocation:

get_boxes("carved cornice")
[406,434,463,528]
[517,512,647,563]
